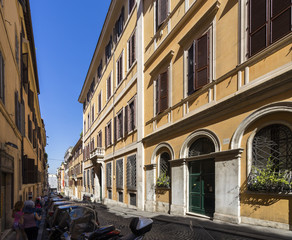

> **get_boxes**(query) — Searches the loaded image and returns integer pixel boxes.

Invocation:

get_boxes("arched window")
[252,124,292,171]
[160,152,170,177]
[188,137,215,157]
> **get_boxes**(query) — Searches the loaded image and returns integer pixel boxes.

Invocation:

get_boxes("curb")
[0,229,14,240]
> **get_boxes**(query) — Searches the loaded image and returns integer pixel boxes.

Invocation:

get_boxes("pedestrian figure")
[12,201,25,240]
[24,196,35,209]
[34,198,42,228]
[23,205,41,240]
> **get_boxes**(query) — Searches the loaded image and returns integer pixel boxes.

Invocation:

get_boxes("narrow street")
[42,203,258,240]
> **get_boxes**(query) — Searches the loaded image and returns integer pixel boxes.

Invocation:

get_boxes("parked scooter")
[62,217,153,240]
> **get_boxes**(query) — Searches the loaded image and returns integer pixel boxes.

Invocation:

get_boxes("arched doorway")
[188,137,215,217]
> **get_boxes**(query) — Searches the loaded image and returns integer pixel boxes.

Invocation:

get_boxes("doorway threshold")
[186,212,213,220]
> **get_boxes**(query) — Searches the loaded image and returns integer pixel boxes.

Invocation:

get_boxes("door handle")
[193,184,196,186]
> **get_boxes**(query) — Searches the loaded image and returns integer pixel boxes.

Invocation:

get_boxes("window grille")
[106,163,112,188]
[129,193,136,206]
[116,159,123,189]
[252,124,292,171]
[188,137,215,157]
[160,152,170,177]
[127,155,136,190]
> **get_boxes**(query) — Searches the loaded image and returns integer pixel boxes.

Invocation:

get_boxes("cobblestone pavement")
[94,204,256,240]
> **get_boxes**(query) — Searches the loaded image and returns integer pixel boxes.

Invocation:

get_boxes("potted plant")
[156,173,170,189]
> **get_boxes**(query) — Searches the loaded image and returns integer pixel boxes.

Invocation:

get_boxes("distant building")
[48,174,58,190]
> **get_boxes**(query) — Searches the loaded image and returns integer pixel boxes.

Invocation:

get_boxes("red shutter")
[248,0,267,56]
[133,98,136,130]
[195,33,209,89]
[105,126,108,147]
[120,109,124,138]
[109,122,112,145]
[159,70,168,113]
[187,43,195,95]
[124,105,128,135]
[114,117,117,143]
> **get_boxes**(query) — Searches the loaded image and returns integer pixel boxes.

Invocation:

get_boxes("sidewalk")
[105,204,292,240]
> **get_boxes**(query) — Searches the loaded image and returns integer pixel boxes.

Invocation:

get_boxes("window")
[116,52,123,85]
[97,131,102,148]
[248,0,292,57]
[105,36,112,63]
[128,31,136,69]
[106,162,112,188]
[28,115,32,142]
[155,70,168,114]
[84,120,86,133]
[127,154,136,190]
[87,113,90,129]
[252,124,292,172]
[129,0,135,15]
[98,91,102,113]
[114,7,125,41]
[116,159,123,189]
[156,0,169,31]
[125,97,136,134]
[188,137,215,157]
[187,32,210,95]
[160,152,170,177]
[114,109,124,141]
[0,51,4,104]
[97,60,103,81]
[105,121,112,148]
[91,105,94,123]
[107,75,112,100]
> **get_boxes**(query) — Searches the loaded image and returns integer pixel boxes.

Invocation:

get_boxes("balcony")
[90,147,105,163]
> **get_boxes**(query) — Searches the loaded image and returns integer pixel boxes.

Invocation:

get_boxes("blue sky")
[30,1,111,174]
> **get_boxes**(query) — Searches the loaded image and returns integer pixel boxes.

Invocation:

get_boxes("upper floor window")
[105,120,112,148]
[97,130,102,148]
[129,0,135,15]
[105,36,113,63]
[125,97,136,134]
[114,7,125,41]
[156,0,169,31]
[107,75,112,100]
[128,31,136,69]
[87,113,90,129]
[187,32,210,95]
[115,109,124,140]
[0,51,5,104]
[97,60,103,81]
[155,69,169,115]
[91,105,94,123]
[248,0,292,57]
[98,91,102,113]
[116,52,124,86]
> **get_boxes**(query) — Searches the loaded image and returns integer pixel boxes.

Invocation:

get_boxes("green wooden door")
[189,159,215,216]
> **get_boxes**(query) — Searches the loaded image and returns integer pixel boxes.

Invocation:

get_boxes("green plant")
[156,173,170,188]
[248,157,292,193]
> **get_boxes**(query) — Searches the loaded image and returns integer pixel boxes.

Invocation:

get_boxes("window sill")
[244,190,292,197]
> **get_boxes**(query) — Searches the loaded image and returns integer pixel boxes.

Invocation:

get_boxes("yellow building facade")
[0,0,46,233]
[77,0,292,230]
[79,0,144,208]
[143,0,292,230]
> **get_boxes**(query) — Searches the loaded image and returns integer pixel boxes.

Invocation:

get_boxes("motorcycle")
[61,217,153,240]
